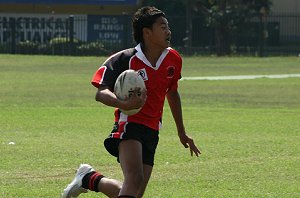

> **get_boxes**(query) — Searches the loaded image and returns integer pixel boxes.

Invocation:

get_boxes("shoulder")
[167,48,182,62]
[103,48,137,65]
[92,48,137,89]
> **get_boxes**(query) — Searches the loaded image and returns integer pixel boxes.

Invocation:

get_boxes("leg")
[137,164,153,198]
[81,168,122,197]
[118,139,144,197]
[61,163,123,198]
[97,178,122,198]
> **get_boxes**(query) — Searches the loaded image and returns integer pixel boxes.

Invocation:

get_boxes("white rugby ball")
[114,69,146,115]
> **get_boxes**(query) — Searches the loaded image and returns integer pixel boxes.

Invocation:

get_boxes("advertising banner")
[0,0,138,5]
[0,13,130,46]
[0,13,87,43]
[87,15,127,44]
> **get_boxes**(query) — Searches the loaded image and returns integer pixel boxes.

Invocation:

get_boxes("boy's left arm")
[166,89,201,157]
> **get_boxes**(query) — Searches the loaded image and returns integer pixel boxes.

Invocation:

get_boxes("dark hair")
[132,6,166,44]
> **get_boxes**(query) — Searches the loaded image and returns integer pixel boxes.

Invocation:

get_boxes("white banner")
[0,13,87,43]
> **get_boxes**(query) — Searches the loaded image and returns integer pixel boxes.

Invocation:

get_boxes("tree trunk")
[215,24,230,56]
[215,0,230,56]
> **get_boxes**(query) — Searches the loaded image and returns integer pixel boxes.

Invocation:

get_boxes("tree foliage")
[197,0,272,55]
[143,0,186,16]
[197,0,272,28]
[143,0,272,55]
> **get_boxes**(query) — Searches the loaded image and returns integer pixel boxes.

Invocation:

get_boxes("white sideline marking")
[181,74,300,81]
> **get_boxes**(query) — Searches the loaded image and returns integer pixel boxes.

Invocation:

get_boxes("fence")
[0,13,299,56]
[0,14,132,56]
[169,13,300,56]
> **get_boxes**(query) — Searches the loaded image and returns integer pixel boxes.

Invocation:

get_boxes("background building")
[272,0,300,13]
[270,0,300,43]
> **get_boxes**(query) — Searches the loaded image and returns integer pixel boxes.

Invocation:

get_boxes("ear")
[142,27,152,38]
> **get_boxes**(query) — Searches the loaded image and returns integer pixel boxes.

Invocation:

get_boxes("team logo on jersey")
[137,68,148,81]
[167,66,175,78]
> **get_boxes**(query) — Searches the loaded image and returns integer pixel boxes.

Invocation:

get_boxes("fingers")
[140,88,147,105]
[123,87,147,110]
[133,87,147,97]
[180,140,189,148]
[188,141,201,157]
[132,87,147,101]
[141,87,147,96]
[190,145,201,157]
[183,137,201,157]
[179,132,201,157]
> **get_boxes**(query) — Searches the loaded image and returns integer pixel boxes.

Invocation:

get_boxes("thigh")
[142,127,159,166]
[118,139,144,196]
[118,139,143,175]
[120,122,159,166]
[137,164,153,198]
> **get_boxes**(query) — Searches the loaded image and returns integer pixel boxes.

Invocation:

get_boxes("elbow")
[94,86,113,105]
[95,86,105,102]
[95,92,101,102]
[95,89,102,102]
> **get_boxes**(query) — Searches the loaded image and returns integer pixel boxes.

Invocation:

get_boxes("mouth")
[166,37,171,43]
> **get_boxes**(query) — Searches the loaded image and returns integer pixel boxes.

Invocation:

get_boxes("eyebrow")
[159,21,168,26]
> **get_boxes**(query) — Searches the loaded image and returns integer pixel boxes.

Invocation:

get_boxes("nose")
[167,28,171,36]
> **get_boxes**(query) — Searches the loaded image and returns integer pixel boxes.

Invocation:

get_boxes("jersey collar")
[135,43,170,70]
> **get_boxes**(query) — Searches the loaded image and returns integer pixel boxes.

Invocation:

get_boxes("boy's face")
[146,16,171,49]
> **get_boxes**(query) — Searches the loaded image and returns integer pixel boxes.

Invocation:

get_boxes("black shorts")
[104,122,159,166]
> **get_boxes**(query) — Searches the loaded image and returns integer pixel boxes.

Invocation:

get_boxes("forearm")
[95,86,124,109]
[95,86,146,111]
[166,90,185,134]
[167,90,201,156]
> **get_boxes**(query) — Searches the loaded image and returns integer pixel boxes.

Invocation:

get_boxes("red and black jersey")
[91,44,182,130]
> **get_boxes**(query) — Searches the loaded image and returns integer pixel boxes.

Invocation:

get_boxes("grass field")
[0,55,300,197]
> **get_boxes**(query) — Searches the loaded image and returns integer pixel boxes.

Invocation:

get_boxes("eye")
[161,25,169,31]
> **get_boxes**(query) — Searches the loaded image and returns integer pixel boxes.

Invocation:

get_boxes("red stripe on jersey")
[111,122,127,139]
[114,109,120,122]
[91,66,107,88]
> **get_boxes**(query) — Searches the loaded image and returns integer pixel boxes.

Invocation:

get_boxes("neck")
[141,43,165,67]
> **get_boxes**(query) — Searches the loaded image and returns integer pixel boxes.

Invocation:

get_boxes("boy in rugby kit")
[62,6,201,198]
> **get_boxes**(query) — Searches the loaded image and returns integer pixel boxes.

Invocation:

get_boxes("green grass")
[0,55,300,197]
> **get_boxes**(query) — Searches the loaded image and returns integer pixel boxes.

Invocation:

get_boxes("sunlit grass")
[0,55,299,197]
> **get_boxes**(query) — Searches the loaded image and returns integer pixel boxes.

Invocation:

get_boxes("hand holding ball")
[114,70,146,115]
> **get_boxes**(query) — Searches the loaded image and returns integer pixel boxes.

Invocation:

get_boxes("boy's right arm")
[95,86,146,111]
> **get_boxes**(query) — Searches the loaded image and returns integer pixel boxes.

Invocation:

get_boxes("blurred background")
[0,0,299,56]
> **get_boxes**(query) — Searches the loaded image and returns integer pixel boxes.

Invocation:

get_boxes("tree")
[143,0,272,55]
[197,0,272,55]
[142,0,186,15]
